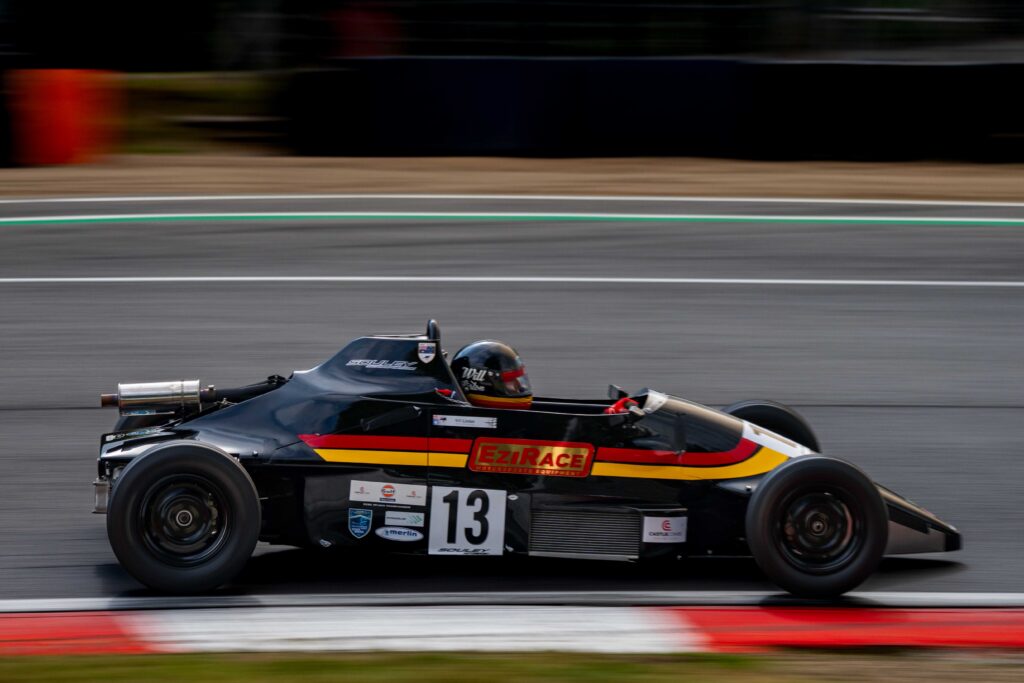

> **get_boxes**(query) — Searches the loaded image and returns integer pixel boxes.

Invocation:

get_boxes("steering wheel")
[604,396,640,415]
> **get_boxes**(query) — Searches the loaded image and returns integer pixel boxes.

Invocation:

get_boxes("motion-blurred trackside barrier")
[3,606,1024,655]
[0,70,11,166]
[283,59,1024,160]
[5,69,117,165]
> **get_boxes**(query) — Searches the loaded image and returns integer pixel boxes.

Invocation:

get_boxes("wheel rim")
[138,474,230,566]
[774,487,862,574]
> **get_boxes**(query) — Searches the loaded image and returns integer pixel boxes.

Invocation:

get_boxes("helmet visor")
[500,367,531,396]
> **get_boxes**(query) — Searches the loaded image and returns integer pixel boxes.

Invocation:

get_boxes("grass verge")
[1,652,1024,683]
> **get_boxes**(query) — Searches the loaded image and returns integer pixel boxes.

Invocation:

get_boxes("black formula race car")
[94,320,959,596]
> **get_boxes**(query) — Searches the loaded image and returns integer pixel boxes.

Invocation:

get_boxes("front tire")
[106,443,260,593]
[745,456,887,597]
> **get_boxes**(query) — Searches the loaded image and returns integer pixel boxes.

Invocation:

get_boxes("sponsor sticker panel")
[375,527,424,542]
[350,480,427,506]
[643,516,687,543]
[432,414,497,429]
[348,508,373,539]
[469,438,594,477]
[385,511,425,527]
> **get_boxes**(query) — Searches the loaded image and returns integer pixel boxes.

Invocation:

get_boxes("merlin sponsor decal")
[346,359,418,371]
[375,526,424,542]
[643,516,687,543]
[385,511,425,527]
[432,414,497,429]
[469,438,594,477]
[417,342,436,364]
[349,480,427,506]
[348,508,373,539]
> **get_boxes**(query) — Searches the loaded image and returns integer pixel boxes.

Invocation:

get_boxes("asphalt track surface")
[1,195,1022,601]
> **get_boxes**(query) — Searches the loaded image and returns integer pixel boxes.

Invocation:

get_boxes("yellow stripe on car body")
[591,447,788,481]
[313,449,429,467]
[428,452,470,468]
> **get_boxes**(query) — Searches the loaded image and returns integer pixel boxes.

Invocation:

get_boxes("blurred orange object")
[7,69,117,165]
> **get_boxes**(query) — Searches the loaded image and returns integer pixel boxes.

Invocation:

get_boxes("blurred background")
[2,0,1024,163]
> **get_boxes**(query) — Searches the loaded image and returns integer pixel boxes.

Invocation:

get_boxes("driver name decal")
[469,438,594,477]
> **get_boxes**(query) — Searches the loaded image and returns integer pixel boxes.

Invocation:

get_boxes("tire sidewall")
[106,443,260,593]
[745,456,888,597]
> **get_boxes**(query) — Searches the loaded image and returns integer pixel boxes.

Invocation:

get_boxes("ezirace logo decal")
[469,438,594,477]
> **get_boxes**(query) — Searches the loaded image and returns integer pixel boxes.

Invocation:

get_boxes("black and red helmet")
[450,340,532,409]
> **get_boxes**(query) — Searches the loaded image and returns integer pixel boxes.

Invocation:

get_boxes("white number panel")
[428,486,506,556]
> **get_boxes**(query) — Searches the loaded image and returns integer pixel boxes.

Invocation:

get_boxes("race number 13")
[428,486,506,555]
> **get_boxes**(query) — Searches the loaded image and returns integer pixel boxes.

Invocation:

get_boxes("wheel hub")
[174,509,194,527]
[139,475,229,566]
[777,489,859,573]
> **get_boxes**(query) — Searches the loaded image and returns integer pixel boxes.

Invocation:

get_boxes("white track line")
[1,211,1023,224]
[133,605,699,654]
[1,193,1024,208]
[3,591,1024,613]
[0,276,1021,288]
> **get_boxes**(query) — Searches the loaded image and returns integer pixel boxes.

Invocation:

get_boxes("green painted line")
[1,212,1024,227]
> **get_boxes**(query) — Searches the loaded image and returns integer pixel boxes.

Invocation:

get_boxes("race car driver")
[450,340,532,409]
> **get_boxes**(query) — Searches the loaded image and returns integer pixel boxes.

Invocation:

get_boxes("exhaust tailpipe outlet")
[101,380,206,416]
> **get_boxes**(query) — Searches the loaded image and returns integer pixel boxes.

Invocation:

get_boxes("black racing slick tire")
[721,400,820,452]
[745,456,887,598]
[106,443,260,593]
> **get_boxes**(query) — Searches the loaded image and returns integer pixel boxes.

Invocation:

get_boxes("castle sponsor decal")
[643,516,687,543]
[468,438,594,477]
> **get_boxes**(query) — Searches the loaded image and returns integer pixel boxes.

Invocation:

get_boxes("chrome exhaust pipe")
[101,380,210,416]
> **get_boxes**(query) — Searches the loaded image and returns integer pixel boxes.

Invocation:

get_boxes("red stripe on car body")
[596,439,759,466]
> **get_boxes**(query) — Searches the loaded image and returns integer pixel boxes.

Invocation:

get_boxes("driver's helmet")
[450,340,532,409]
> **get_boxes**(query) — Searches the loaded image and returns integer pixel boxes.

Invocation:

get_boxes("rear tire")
[721,400,820,452]
[745,456,887,597]
[106,443,260,593]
